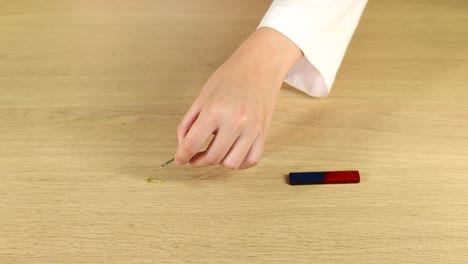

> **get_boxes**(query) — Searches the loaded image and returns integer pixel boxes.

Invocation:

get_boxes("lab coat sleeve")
[258,0,368,97]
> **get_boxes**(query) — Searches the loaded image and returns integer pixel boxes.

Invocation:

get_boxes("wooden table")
[1,1,467,263]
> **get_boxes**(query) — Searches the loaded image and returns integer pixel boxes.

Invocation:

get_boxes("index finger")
[174,114,216,165]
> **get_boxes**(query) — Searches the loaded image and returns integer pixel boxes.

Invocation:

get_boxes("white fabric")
[258,0,368,97]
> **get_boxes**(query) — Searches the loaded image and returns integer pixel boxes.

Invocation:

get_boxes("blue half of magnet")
[288,172,325,185]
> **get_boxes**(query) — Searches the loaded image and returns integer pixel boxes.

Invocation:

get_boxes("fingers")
[175,113,216,165]
[189,128,239,167]
[176,109,266,169]
[177,101,200,145]
[221,134,259,170]
[238,136,265,169]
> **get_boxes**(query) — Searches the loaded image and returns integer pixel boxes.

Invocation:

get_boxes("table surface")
[1,1,467,263]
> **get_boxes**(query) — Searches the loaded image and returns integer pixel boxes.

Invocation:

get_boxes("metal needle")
[159,158,175,169]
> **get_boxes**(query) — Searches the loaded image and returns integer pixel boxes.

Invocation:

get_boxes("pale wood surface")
[1,1,467,263]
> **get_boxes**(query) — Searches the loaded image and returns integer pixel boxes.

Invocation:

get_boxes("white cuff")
[258,0,367,97]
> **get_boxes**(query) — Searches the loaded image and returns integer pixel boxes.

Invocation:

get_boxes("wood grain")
[1,0,467,263]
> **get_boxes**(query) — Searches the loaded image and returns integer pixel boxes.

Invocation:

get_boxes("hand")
[175,27,302,169]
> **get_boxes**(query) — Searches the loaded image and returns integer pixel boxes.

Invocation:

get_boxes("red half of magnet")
[322,171,360,184]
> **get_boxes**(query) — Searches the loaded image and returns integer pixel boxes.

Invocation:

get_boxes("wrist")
[229,27,303,84]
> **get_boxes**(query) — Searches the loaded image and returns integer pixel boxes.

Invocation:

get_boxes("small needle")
[159,158,175,169]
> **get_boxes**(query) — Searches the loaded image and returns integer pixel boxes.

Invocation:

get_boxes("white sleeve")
[258,0,368,97]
